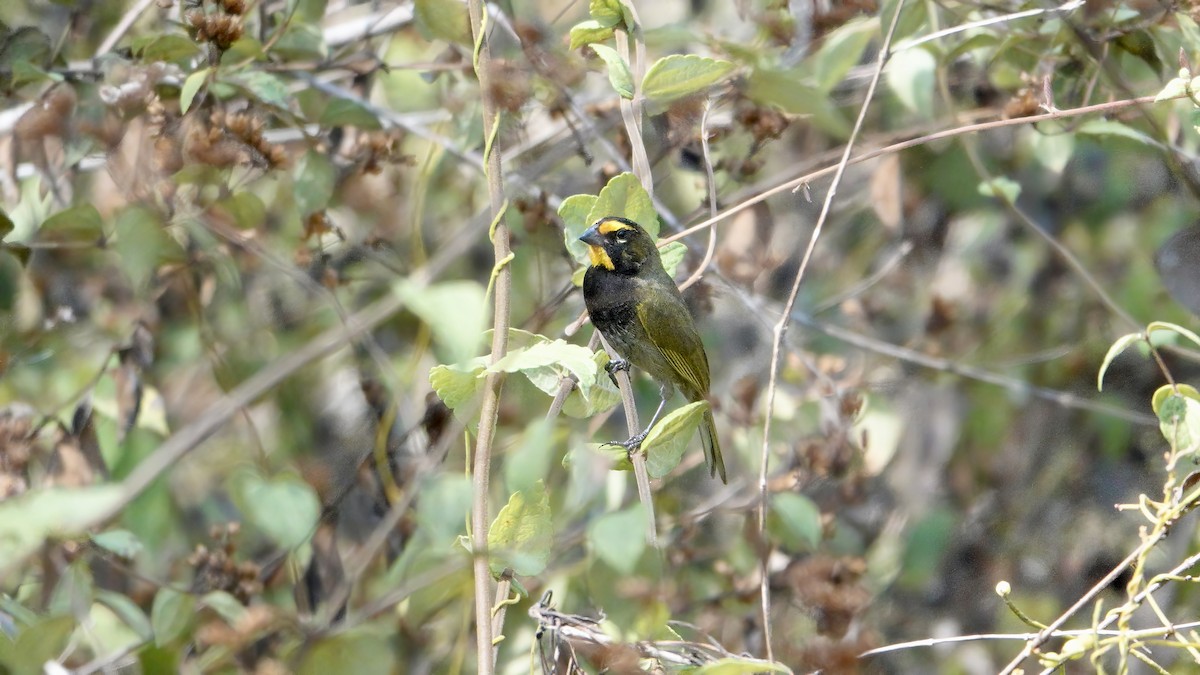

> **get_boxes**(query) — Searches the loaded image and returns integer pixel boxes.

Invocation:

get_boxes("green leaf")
[505,419,556,494]
[977,176,1021,203]
[1156,75,1189,102]
[693,657,793,674]
[642,400,708,479]
[641,54,735,104]
[48,560,94,617]
[232,71,291,110]
[232,472,321,550]
[1147,321,1200,350]
[886,47,935,117]
[562,351,623,418]
[659,241,687,277]
[491,339,600,390]
[0,27,52,91]
[569,20,615,50]
[587,504,646,574]
[559,193,599,264]
[1027,129,1075,174]
[216,191,265,230]
[811,17,877,93]
[91,529,143,558]
[1152,383,1200,415]
[414,0,471,45]
[397,280,487,364]
[589,43,634,99]
[1097,332,1144,391]
[0,208,12,240]
[299,631,396,675]
[415,474,473,542]
[586,173,659,238]
[770,492,822,551]
[96,589,153,641]
[222,36,265,64]
[745,69,850,138]
[429,360,486,410]
[488,481,553,577]
[201,591,246,625]
[115,206,184,290]
[0,486,123,571]
[588,0,623,27]
[9,615,75,675]
[180,68,208,114]
[150,587,195,647]
[1156,391,1200,455]
[319,98,383,129]
[135,34,201,64]
[39,204,104,242]
[293,150,336,216]
[1077,119,1158,147]
[899,508,955,589]
[292,0,329,22]
[272,22,328,60]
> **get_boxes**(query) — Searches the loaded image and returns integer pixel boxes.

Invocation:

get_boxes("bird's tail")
[699,408,727,484]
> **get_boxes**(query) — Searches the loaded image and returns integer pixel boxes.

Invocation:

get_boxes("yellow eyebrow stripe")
[597,219,634,235]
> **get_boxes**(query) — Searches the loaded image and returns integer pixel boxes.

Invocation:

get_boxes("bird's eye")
[614,232,628,241]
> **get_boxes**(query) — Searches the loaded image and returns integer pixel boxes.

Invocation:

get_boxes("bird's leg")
[604,358,630,387]
[605,385,671,454]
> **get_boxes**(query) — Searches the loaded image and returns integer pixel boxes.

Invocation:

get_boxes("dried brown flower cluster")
[13,85,76,143]
[185,0,246,52]
[182,108,288,170]
[189,522,264,603]
[352,129,414,175]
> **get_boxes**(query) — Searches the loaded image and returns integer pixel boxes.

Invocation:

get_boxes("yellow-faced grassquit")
[579,216,727,483]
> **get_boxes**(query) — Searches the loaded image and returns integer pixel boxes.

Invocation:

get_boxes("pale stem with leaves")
[593,0,659,547]
[466,2,513,674]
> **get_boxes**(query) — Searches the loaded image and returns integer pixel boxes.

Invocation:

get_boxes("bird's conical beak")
[579,224,604,247]
[579,224,614,269]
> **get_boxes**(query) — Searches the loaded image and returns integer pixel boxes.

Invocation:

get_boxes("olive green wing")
[634,290,710,396]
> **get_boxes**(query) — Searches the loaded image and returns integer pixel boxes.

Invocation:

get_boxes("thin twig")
[661,95,1170,247]
[892,0,1085,53]
[95,0,159,56]
[997,532,1168,674]
[797,316,1155,425]
[614,4,651,193]
[754,0,907,661]
[679,98,719,292]
[861,620,1200,658]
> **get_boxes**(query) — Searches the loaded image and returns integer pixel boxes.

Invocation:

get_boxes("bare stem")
[661,95,1171,248]
[753,0,907,660]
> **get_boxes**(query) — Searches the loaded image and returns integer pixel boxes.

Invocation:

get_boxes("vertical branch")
[615,3,652,193]
[467,3,511,675]
[611,0,657,546]
[753,0,907,661]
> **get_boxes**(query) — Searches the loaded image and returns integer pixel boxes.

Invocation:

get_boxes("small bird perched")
[578,216,727,483]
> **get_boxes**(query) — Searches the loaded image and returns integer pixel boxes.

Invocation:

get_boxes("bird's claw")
[604,359,630,387]
[602,430,649,459]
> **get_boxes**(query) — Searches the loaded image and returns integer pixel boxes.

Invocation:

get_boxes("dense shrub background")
[3,0,1200,672]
